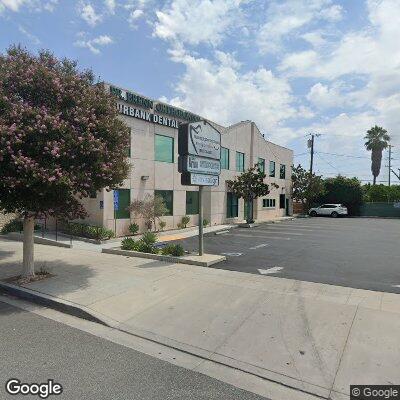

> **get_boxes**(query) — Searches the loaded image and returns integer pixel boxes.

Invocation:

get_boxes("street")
[173,218,400,293]
[0,298,267,400]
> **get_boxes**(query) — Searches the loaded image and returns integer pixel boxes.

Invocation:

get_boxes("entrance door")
[279,194,285,210]
[285,198,290,216]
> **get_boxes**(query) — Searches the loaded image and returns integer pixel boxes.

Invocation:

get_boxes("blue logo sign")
[113,191,119,211]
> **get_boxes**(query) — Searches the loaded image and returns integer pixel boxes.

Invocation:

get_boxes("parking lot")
[173,217,400,294]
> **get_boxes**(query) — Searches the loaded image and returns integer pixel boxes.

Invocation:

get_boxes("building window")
[227,192,239,218]
[236,151,245,172]
[263,198,276,208]
[155,134,174,163]
[269,161,276,177]
[155,190,173,216]
[186,191,199,215]
[114,189,130,219]
[280,164,286,179]
[258,158,265,173]
[125,128,131,158]
[221,147,230,170]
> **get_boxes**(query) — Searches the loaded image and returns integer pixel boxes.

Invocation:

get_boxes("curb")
[102,248,226,267]
[0,282,116,327]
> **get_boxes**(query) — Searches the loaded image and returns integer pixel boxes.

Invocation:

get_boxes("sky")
[1,0,399,183]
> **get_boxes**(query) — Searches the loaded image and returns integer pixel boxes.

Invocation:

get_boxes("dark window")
[125,128,131,158]
[280,164,286,179]
[115,189,130,219]
[258,158,265,173]
[263,198,276,208]
[227,192,239,218]
[186,191,199,215]
[279,194,285,209]
[155,134,174,163]
[269,161,276,177]
[236,152,245,172]
[155,190,173,216]
[221,147,230,170]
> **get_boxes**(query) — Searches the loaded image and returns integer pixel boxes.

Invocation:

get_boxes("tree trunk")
[373,175,376,185]
[22,216,35,278]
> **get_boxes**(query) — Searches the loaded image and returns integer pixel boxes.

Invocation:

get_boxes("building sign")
[178,120,221,186]
[155,103,200,123]
[110,86,153,109]
[116,103,180,129]
[181,173,219,186]
[113,191,119,211]
[179,122,221,160]
[179,155,221,175]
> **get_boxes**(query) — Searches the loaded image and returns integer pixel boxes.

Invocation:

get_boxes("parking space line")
[226,233,291,240]
[249,243,270,250]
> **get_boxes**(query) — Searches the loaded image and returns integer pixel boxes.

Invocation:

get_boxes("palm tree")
[364,126,390,185]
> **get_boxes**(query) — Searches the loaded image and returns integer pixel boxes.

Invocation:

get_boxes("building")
[79,83,293,236]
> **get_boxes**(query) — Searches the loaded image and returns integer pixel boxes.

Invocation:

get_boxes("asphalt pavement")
[0,299,267,400]
[173,217,400,293]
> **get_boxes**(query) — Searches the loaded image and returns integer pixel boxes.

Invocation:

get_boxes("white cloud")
[0,0,57,13]
[104,0,116,13]
[18,25,40,44]
[74,34,113,54]
[153,0,243,46]
[0,0,27,12]
[164,47,299,144]
[78,1,102,27]
[257,0,343,54]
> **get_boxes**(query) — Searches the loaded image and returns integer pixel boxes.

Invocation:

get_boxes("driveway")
[172,218,400,293]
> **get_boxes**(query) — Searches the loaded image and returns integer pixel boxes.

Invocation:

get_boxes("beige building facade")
[80,83,293,236]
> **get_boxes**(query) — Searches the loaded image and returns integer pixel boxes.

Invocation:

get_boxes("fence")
[359,202,400,218]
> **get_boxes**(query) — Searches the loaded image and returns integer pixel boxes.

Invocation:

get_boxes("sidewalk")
[1,237,399,399]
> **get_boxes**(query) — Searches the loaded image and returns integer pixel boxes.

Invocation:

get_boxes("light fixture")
[141,175,149,181]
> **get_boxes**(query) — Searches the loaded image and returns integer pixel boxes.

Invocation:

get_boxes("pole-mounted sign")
[178,120,221,255]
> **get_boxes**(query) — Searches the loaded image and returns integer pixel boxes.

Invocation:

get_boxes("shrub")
[181,215,190,228]
[161,244,185,257]
[64,222,114,240]
[145,220,153,231]
[1,218,40,234]
[121,237,136,250]
[128,223,139,235]
[141,231,157,245]
[158,220,166,231]
[202,219,209,227]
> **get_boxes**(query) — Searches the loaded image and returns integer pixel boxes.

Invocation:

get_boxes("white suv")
[309,204,348,218]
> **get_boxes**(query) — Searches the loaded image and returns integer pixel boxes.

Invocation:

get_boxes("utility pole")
[307,133,321,176]
[388,145,392,186]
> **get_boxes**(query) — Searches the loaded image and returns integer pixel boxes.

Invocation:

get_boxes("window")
[269,161,276,177]
[114,189,130,219]
[221,147,230,170]
[155,134,174,163]
[280,164,286,179]
[258,158,265,173]
[236,151,245,172]
[125,128,131,158]
[155,190,173,216]
[186,191,199,215]
[226,192,238,218]
[263,199,276,208]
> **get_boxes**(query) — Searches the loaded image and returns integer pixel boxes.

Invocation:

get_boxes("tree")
[315,175,363,215]
[292,164,324,212]
[227,166,273,223]
[364,125,390,185]
[0,46,130,278]
[129,194,167,231]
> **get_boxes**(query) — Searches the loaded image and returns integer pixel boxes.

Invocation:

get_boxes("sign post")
[178,120,221,256]
[113,190,119,236]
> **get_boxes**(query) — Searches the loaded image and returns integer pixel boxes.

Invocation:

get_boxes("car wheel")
[310,211,317,217]
[331,211,338,218]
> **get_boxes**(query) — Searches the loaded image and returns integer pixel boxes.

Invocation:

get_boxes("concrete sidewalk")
[0,237,399,400]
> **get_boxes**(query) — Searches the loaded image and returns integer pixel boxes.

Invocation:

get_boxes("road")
[173,217,400,293]
[0,298,267,400]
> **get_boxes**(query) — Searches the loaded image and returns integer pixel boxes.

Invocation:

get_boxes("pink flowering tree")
[0,46,130,278]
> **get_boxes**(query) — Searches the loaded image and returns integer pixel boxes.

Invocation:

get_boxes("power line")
[317,151,370,159]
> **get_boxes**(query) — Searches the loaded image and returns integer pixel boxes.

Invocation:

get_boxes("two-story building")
[79,83,293,236]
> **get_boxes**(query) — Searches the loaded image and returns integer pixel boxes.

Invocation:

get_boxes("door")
[279,194,285,210]
[285,199,290,216]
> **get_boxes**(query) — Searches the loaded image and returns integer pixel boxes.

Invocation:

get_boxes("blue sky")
[1,0,399,183]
